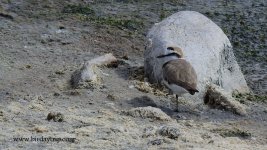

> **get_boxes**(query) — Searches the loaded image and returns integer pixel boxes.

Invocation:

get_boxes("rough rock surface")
[71,53,117,88]
[123,106,172,121]
[144,11,250,100]
[71,64,99,88]
[204,84,247,116]
[157,125,181,139]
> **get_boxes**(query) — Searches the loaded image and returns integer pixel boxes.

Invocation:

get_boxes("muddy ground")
[0,0,266,149]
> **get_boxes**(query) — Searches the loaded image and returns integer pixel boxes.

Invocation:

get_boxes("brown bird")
[157,47,199,111]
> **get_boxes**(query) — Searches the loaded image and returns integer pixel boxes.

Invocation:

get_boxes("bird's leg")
[176,95,179,112]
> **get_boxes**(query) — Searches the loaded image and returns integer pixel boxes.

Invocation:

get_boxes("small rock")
[25,64,32,69]
[55,70,65,75]
[157,126,180,139]
[47,112,64,122]
[128,85,135,89]
[32,127,48,133]
[211,128,251,139]
[53,92,60,97]
[28,103,44,111]
[181,137,189,142]
[148,139,165,145]
[176,114,187,120]
[59,26,65,29]
[201,133,211,139]
[107,94,118,101]
[110,126,125,133]
[208,140,214,144]
[122,53,129,60]
[251,137,257,141]
[47,112,55,120]
[184,122,193,127]
[123,106,171,121]
[142,126,157,138]
[0,12,14,20]
[106,61,119,68]
[69,90,80,96]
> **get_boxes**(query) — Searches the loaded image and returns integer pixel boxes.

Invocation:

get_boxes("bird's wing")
[162,59,198,93]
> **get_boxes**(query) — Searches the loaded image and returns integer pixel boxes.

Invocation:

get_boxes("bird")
[157,47,199,112]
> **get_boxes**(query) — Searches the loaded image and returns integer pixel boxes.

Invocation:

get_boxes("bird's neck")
[157,52,184,64]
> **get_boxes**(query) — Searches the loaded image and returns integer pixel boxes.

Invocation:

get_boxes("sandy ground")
[0,0,266,149]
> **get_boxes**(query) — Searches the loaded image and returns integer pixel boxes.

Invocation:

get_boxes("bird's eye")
[167,47,174,51]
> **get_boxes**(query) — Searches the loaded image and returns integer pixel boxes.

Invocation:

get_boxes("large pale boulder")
[144,11,249,100]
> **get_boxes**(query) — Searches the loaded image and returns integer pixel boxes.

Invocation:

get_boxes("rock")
[32,126,48,133]
[144,11,249,101]
[204,84,247,116]
[122,106,171,121]
[67,90,81,96]
[47,112,64,122]
[142,126,157,138]
[0,11,14,20]
[70,63,100,89]
[53,92,60,97]
[148,139,166,145]
[122,53,129,60]
[70,53,117,88]
[157,125,180,139]
[211,128,251,139]
[107,94,118,101]
[128,85,135,89]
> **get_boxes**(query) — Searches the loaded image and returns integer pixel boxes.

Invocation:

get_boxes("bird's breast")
[163,80,188,96]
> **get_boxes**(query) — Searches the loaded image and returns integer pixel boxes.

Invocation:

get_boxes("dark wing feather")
[163,59,199,95]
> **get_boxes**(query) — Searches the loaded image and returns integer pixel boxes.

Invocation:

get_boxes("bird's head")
[167,47,184,58]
